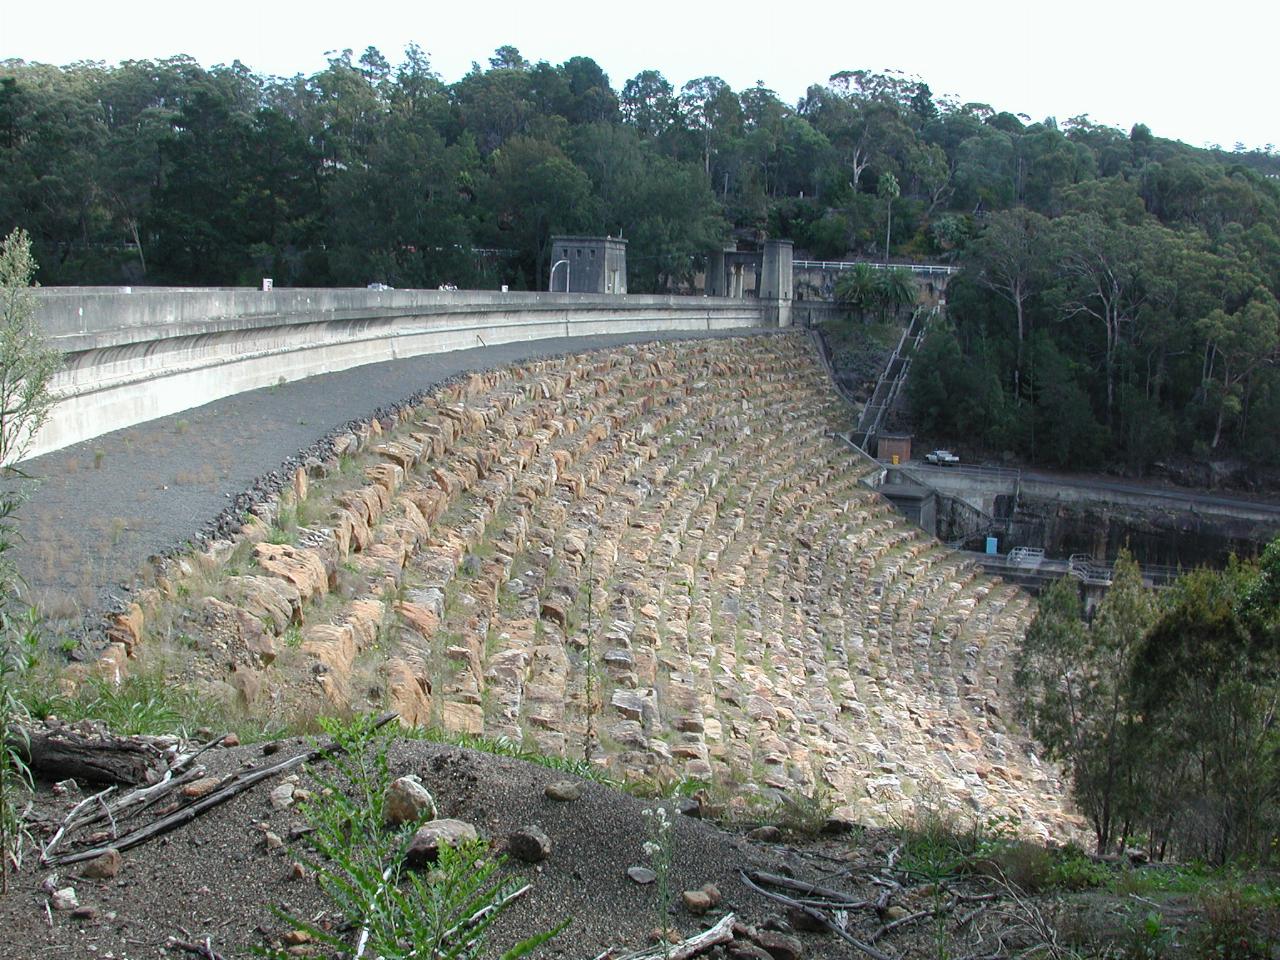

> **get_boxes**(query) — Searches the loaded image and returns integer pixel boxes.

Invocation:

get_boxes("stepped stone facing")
[122,333,1081,840]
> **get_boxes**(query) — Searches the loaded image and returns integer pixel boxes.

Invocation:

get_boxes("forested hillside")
[2,46,1278,470]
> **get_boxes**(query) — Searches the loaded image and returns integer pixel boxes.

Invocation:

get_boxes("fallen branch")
[43,713,398,867]
[41,768,209,864]
[614,912,736,960]
[741,872,892,960]
[747,870,870,907]
[870,904,952,943]
[41,785,115,863]
[171,733,230,774]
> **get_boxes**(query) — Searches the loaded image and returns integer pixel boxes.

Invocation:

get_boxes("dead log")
[11,727,166,786]
[44,712,398,867]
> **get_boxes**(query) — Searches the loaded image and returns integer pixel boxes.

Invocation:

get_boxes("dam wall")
[27,288,765,459]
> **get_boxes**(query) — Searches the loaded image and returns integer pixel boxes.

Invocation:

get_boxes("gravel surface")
[13,330,762,628]
[0,736,854,960]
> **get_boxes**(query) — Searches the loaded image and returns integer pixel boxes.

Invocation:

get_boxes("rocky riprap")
[79,333,1081,839]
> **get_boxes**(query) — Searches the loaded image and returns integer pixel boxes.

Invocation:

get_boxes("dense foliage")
[1016,541,1280,865]
[2,48,1277,465]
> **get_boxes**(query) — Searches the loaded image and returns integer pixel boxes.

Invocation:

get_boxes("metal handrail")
[794,260,958,276]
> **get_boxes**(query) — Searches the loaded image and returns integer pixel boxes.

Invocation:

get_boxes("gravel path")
[14,329,764,623]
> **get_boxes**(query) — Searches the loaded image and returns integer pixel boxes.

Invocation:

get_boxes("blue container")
[985,536,998,555]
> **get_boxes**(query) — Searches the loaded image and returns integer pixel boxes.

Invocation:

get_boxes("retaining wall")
[27,288,765,459]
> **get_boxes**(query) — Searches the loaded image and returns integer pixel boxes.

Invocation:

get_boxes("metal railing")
[898,461,1023,483]
[794,260,958,276]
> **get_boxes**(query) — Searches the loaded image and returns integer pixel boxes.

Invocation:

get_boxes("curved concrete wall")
[27,288,765,460]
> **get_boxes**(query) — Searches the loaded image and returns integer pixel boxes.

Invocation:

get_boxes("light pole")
[549,259,570,292]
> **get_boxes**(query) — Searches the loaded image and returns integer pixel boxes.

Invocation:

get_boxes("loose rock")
[507,825,552,863]
[50,887,79,911]
[384,775,437,826]
[627,865,658,885]
[748,825,782,843]
[80,849,121,880]
[406,819,478,866]
[544,780,583,802]
[753,930,803,960]
[682,889,712,914]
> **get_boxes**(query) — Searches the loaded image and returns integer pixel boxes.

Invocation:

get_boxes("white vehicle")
[925,449,960,465]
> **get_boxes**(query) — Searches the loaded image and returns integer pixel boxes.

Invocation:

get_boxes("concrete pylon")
[705,248,730,297]
[760,239,793,327]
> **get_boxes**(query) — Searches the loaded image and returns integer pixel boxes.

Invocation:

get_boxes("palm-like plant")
[876,266,917,321]
[834,262,879,322]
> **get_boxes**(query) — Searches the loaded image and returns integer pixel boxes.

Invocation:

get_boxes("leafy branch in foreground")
[266,714,563,959]
[0,228,59,893]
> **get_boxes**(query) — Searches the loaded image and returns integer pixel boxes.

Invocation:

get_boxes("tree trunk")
[10,727,167,786]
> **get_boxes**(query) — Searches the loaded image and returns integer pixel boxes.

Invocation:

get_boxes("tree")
[1196,294,1279,449]
[0,228,59,891]
[877,171,899,261]
[1131,555,1280,862]
[967,207,1049,394]
[0,230,59,465]
[1014,554,1156,853]
[484,137,593,288]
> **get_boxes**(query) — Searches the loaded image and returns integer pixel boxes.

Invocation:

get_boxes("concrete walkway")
[15,329,764,620]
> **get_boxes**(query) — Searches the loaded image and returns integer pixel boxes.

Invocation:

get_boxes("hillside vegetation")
[3,49,1278,470]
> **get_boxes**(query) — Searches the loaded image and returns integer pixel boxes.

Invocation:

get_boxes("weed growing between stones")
[267,714,564,960]
[641,804,676,953]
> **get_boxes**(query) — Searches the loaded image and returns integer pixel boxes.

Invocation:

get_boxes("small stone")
[682,889,712,914]
[753,930,803,960]
[627,865,657,885]
[748,825,782,843]
[283,930,312,946]
[264,831,285,850]
[820,816,856,836]
[269,784,295,810]
[544,780,583,802]
[80,849,121,880]
[728,944,773,960]
[384,775,437,826]
[406,819,478,866]
[182,776,221,799]
[786,906,826,932]
[507,825,552,863]
[50,887,78,911]
[71,905,97,921]
[221,733,240,747]
[262,741,283,755]
[701,883,723,907]
[882,905,909,922]
[676,796,702,819]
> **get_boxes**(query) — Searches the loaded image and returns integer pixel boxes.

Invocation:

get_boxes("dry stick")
[41,766,209,863]
[869,904,952,943]
[747,869,872,908]
[40,785,115,862]
[171,732,229,774]
[352,863,396,960]
[613,912,736,960]
[44,713,399,867]
[740,872,893,960]
[439,882,533,948]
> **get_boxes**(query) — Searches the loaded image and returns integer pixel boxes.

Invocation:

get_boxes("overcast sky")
[2,0,1273,151]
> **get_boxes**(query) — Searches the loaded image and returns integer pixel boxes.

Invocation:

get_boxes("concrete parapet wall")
[28,288,764,459]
